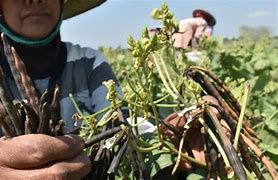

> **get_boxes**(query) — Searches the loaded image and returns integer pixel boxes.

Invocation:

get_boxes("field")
[80,4,278,179]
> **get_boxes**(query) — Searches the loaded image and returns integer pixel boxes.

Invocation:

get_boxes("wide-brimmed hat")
[193,9,216,26]
[64,0,106,19]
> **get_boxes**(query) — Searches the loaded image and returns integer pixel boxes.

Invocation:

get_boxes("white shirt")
[172,17,212,49]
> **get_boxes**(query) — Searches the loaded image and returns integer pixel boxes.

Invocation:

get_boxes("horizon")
[61,0,277,49]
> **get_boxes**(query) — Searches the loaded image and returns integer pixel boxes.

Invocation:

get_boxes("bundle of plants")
[0,34,149,180]
[99,3,277,179]
[158,67,277,179]
[0,34,63,137]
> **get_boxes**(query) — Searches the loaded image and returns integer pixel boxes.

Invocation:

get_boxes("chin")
[18,23,54,39]
[21,30,52,40]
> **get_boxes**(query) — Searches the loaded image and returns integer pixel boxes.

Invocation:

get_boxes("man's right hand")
[0,134,91,180]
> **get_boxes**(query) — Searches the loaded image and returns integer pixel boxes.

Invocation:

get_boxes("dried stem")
[241,134,278,179]
[206,107,246,180]
[0,67,23,135]
[12,47,40,114]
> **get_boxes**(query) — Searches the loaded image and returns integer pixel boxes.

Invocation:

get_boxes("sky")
[61,0,278,49]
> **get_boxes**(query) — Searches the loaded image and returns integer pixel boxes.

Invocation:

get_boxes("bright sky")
[61,0,278,49]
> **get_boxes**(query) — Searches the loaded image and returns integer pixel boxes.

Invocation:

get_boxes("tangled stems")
[122,92,185,109]
[136,68,165,141]
[124,68,164,140]
[135,70,163,141]
[87,105,113,120]
[172,126,188,174]
[124,58,164,141]
[129,140,163,153]
[153,93,170,104]
[122,71,146,106]
[69,93,86,120]
[152,51,182,102]
[156,103,185,108]
[155,49,181,99]
[128,133,207,169]
[121,97,143,108]
[198,118,232,175]
[163,142,207,168]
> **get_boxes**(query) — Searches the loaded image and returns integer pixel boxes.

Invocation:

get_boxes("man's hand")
[0,134,90,180]
[159,95,232,171]
[160,110,206,170]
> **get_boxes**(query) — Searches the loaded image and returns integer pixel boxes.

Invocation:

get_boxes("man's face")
[0,0,61,39]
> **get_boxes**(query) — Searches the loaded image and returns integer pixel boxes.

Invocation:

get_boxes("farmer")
[172,9,216,49]
[0,0,119,179]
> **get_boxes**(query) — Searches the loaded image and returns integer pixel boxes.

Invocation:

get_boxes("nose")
[26,0,45,4]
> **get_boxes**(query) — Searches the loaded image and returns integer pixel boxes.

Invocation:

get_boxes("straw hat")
[193,9,216,26]
[64,0,106,19]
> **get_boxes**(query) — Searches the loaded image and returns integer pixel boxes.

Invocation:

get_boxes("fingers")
[0,152,91,180]
[48,151,91,180]
[187,127,205,162]
[202,95,221,118]
[0,134,84,169]
[160,112,186,137]
[202,95,219,106]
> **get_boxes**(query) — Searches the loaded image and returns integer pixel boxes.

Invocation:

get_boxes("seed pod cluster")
[159,67,277,179]
[180,67,277,179]
[0,34,63,137]
[83,109,150,180]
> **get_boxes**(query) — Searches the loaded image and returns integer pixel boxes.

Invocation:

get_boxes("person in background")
[0,0,120,179]
[172,9,216,49]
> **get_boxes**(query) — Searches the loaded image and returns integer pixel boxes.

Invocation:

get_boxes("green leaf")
[253,59,270,71]
[140,133,176,177]
[264,110,278,132]
[252,73,271,93]
[186,169,206,180]
[260,143,278,155]
[144,148,176,177]
[258,127,278,153]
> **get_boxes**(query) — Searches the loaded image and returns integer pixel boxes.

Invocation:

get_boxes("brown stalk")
[37,102,51,134]
[1,34,40,135]
[0,67,23,135]
[187,69,239,120]
[191,66,262,122]
[208,102,264,179]
[53,120,64,136]
[1,34,29,102]
[21,100,39,133]
[116,108,150,180]
[209,103,258,142]
[202,127,213,179]
[24,116,32,134]
[39,90,48,107]
[11,47,40,115]
[50,86,61,127]
[0,104,16,138]
[239,138,265,180]
[1,34,64,138]
[84,126,123,148]
[206,107,246,180]
[107,139,129,174]
[185,69,257,140]
[241,134,278,179]
[191,66,242,113]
